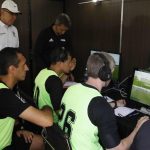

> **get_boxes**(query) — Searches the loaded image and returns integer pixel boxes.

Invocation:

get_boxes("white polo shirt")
[0,20,19,51]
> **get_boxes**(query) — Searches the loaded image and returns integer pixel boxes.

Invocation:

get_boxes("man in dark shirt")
[58,52,149,150]
[33,13,76,78]
[0,47,53,149]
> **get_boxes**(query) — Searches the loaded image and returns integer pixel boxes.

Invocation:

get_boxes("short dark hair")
[55,13,71,28]
[0,47,22,75]
[48,47,71,65]
[87,52,114,79]
[87,53,105,78]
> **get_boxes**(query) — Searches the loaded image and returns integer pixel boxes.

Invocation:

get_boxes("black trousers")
[4,135,31,150]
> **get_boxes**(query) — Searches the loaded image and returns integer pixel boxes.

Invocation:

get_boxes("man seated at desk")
[100,52,126,108]
[58,52,149,150]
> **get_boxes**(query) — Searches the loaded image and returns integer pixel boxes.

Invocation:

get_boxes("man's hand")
[16,130,34,143]
[116,99,126,107]
[135,116,149,131]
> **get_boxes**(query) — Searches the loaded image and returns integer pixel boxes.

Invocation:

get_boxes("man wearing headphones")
[58,52,148,150]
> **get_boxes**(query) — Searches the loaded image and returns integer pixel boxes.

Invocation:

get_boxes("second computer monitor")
[130,69,150,107]
[108,53,120,81]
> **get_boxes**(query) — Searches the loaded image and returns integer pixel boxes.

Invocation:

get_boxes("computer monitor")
[90,50,120,81]
[108,53,120,81]
[130,70,150,106]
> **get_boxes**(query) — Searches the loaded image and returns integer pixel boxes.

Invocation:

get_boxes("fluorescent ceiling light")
[78,0,104,5]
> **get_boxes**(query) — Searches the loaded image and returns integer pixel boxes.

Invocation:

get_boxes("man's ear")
[8,65,16,74]
[57,61,62,66]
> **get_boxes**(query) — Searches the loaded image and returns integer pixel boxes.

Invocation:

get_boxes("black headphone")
[95,53,112,81]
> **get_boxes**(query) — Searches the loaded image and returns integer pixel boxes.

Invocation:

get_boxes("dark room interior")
[5,0,149,95]
[1,0,150,149]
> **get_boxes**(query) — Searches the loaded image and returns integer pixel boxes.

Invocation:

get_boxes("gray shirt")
[0,20,19,50]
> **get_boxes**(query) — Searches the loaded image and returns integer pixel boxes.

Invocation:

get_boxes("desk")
[116,111,147,138]
[117,116,136,138]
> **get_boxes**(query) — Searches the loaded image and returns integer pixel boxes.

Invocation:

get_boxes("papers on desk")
[63,81,77,88]
[115,106,135,117]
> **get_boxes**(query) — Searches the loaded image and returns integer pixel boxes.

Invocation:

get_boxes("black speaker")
[95,53,112,81]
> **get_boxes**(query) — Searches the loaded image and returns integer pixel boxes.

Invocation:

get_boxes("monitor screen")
[90,50,120,81]
[108,53,120,81]
[130,70,150,106]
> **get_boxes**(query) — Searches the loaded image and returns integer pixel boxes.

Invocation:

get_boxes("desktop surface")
[117,69,150,138]
[116,110,148,138]
[116,107,150,139]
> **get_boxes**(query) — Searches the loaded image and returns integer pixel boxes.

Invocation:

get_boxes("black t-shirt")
[13,86,41,132]
[45,75,63,111]
[34,25,72,67]
[0,89,30,119]
[84,83,121,149]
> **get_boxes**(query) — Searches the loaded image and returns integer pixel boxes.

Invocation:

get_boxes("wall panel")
[65,0,121,81]
[65,0,150,82]
[121,0,150,78]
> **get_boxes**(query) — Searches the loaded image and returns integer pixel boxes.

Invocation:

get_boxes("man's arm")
[14,27,19,48]
[88,97,121,149]
[109,99,126,108]
[0,89,53,127]
[19,106,53,128]
[45,76,64,111]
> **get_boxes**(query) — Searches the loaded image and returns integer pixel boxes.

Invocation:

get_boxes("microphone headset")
[95,53,112,81]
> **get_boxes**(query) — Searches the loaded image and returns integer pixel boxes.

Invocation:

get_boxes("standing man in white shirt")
[0,0,21,50]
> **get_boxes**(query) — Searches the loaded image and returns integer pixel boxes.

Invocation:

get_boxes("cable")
[102,87,127,98]
[102,87,115,93]
[119,88,128,98]
[102,75,132,98]
[112,87,127,98]
[118,75,132,88]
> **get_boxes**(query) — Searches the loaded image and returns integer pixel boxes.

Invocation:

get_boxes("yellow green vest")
[59,83,103,150]
[34,68,58,123]
[0,83,15,149]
